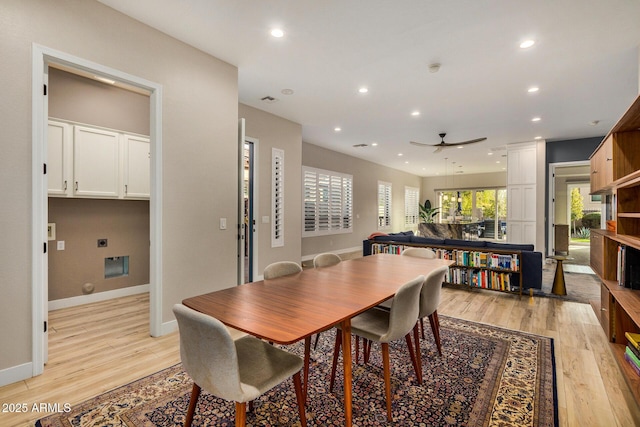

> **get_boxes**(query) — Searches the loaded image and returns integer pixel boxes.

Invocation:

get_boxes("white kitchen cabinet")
[47,120,73,197]
[73,125,121,198]
[123,134,150,199]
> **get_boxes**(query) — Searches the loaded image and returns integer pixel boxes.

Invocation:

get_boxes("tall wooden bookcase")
[589,93,640,404]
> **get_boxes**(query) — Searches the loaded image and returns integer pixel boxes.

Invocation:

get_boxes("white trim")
[31,44,164,383]
[48,284,150,311]
[0,363,33,388]
[300,246,363,262]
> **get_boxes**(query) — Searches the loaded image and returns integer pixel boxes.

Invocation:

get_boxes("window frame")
[378,181,392,230]
[404,186,420,228]
[302,166,353,237]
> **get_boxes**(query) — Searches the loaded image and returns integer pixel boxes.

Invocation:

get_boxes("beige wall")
[301,142,422,257]
[239,104,302,272]
[48,199,150,300]
[0,0,238,374]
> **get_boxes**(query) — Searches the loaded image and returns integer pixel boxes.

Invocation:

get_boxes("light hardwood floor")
[1,290,639,426]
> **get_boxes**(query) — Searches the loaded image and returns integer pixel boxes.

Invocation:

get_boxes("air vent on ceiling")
[353,143,368,148]
[261,95,278,103]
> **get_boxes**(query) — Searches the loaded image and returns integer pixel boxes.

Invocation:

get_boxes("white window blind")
[272,148,284,247]
[405,186,420,227]
[303,166,353,237]
[378,181,392,230]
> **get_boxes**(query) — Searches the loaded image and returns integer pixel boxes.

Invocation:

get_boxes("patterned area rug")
[36,316,557,426]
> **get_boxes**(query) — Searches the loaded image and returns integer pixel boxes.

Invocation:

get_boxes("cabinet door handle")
[606,158,612,161]
[125,184,128,195]
[63,180,67,191]
[75,181,78,191]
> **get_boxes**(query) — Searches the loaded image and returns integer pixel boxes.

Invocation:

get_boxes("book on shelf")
[624,352,640,377]
[628,341,640,360]
[625,332,640,350]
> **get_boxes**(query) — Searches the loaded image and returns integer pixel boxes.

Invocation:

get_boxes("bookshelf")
[370,242,523,296]
[589,93,640,405]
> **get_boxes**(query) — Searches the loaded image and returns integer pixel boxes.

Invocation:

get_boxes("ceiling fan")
[410,133,487,153]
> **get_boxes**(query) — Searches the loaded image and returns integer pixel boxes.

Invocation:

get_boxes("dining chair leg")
[364,339,371,364]
[381,343,392,421]
[404,332,422,385]
[293,372,308,427]
[304,336,311,403]
[428,311,443,356]
[313,332,321,350]
[355,336,360,364]
[329,329,342,392]
[184,383,201,427]
[420,317,425,340]
[412,324,423,381]
[235,401,247,427]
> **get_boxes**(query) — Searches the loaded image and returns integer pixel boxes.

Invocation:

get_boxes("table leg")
[341,319,352,427]
[304,336,311,404]
[552,259,567,296]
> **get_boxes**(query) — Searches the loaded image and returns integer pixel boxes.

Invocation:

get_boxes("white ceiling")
[97,0,640,177]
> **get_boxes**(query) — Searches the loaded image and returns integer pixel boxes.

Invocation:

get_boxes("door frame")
[547,160,589,257]
[237,120,258,284]
[31,44,164,376]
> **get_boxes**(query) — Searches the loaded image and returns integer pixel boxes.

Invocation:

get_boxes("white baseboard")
[48,284,150,311]
[161,319,178,335]
[301,246,362,262]
[0,362,32,387]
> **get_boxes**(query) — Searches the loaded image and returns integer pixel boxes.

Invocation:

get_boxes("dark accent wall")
[546,137,603,164]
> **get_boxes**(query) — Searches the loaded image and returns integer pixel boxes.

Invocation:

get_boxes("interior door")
[238,119,246,285]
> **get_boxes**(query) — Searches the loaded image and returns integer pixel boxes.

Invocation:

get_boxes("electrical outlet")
[97,239,108,248]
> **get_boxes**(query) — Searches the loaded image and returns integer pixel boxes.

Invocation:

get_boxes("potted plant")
[419,199,439,223]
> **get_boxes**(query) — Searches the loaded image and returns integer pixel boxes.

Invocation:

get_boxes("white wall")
[0,0,238,379]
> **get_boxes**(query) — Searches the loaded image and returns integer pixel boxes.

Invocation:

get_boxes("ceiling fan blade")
[445,137,487,146]
[433,146,443,153]
[409,140,431,147]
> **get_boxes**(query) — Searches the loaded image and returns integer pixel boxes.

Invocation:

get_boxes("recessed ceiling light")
[531,117,541,122]
[358,87,369,94]
[371,142,378,146]
[457,146,464,149]
[411,111,420,116]
[496,160,501,164]
[527,87,539,93]
[281,88,294,95]
[405,161,409,164]
[488,152,494,156]
[270,28,284,38]
[397,153,403,156]
[520,39,535,49]
[334,127,341,132]
[534,136,542,140]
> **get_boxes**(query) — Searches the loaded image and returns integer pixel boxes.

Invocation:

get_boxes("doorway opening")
[548,161,594,273]
[242,139,257,282]
[32,44,163,376]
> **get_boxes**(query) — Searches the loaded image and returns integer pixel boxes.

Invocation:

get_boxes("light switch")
[220,218,227,230]
[57,241,65,251]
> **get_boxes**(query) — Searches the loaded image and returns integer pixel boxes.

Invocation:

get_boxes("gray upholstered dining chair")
[329,275,424,421]
[416,265,449,358]
[311,253,342,349]
[263,260,302,279]
[401,247,436,258]
[173,304,307,427]
[313,252,342,268]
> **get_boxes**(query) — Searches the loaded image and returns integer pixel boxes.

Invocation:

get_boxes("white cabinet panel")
[47,121,72,196]
[123,135,150,199]
[73,126,120,198]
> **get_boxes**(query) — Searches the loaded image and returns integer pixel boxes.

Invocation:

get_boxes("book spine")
[625,332,640,351]
[628,343,640,360]
[625,353,640,377]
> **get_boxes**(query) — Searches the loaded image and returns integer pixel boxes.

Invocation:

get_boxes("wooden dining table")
[182,253,453,426]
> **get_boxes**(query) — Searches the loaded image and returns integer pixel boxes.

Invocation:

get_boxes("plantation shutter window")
[272,148,284,247]
[378,181,392,230]
[302,166,353,237]
[405,186,420,227]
